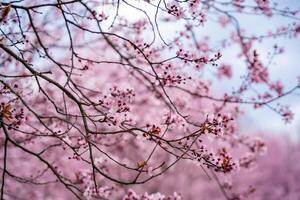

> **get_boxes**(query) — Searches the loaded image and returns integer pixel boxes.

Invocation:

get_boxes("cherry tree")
[0,0,299,199]
[126,133,300,200]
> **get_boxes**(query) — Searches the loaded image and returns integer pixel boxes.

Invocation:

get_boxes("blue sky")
[99,0,300,138]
